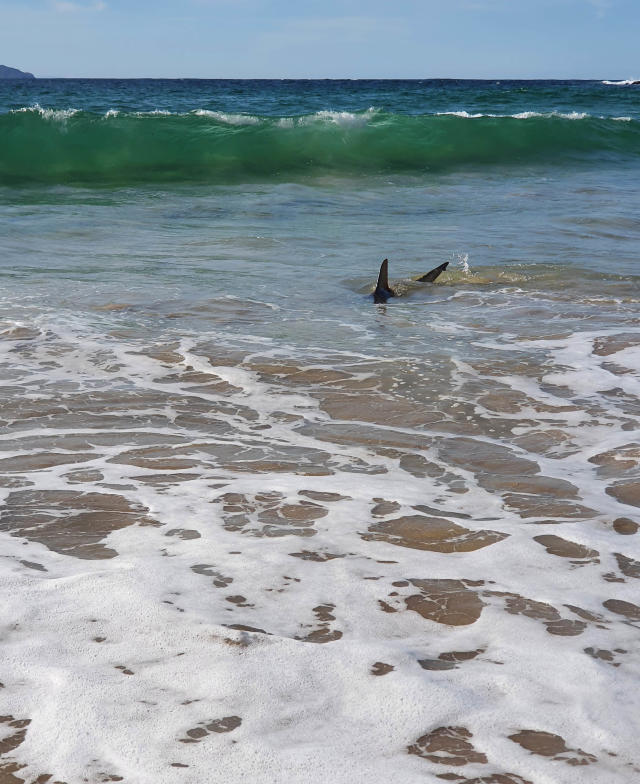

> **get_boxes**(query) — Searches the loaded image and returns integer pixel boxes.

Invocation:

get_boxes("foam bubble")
[132,109,175,116]
[10,103,79,121]
[306,107,379,127]
[512,111,588,120]
[435,110,484,118]
[435,110,591,120]
[192,109,262,125]
[1,260,638,782]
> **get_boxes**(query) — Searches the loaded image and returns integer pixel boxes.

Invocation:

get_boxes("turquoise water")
[1,80,640,184]
[1,80,639,784]
[3,78,640,117]
[1,80,638,346]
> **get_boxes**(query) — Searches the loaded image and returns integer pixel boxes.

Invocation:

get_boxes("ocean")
[0,79,639,783]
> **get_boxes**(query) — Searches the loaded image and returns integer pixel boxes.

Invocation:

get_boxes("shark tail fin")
[373,259,395,303]
[416,260,449,283]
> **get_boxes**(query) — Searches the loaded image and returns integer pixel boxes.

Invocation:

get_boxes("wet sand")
[1,308,639,783]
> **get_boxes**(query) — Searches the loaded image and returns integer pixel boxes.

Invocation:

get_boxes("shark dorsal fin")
[416,261,449,283]
[376,258,390,291]
[373,259,395,303]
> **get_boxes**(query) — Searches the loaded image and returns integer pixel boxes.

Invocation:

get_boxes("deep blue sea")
[0,80,639,784]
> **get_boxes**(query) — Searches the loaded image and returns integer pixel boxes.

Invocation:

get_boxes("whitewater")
[0,79,639,784]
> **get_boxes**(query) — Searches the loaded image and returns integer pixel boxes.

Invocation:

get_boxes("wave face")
[2,106,639,184]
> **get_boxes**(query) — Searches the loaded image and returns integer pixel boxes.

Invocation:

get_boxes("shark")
[373,258,449,303]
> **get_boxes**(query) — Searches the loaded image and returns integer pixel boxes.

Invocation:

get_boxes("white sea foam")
[435,110,590,120]
[305,107,379,127]
[192,109,262,125]
[540,332,640,399]
[514,110,588,119]
[0,297,638,782]
[271,108,379,129]
[10,103,79,120]
[132,109,175,116]
[435,110,484,118]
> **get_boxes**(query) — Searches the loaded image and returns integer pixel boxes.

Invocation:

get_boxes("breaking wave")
[2,105,639,184]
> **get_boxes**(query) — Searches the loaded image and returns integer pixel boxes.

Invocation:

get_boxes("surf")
[2,106,639,185]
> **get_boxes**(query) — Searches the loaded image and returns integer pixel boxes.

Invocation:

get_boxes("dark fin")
[416,261,449,283]
[376,258,391,291]
[373,259,395,303]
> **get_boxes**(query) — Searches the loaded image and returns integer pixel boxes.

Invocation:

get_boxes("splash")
[455,252,471,275]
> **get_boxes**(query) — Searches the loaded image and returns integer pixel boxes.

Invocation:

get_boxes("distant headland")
[0,65,36,79]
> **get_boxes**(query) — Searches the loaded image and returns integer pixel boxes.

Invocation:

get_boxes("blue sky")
[1,0,638,78]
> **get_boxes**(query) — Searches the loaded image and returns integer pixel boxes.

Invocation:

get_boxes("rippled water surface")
[1,80,639,784]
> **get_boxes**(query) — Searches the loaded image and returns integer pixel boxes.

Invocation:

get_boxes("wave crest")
[1,107,638,184]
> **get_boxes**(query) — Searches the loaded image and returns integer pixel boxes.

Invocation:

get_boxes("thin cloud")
[262,15,408,46]
[189,0,261,6]
[460,1,508,9]
[586,0,611,16]
[51,0,106,12]
[460,0,613,13]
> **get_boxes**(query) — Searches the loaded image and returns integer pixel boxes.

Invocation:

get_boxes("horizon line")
[9,75,628,81]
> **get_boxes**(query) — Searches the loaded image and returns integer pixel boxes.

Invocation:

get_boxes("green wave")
[1,107,638,184]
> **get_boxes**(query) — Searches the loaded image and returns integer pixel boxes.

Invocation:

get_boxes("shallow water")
[0,80,639,784]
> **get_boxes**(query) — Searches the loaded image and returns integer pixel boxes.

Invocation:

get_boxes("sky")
[1,0,638,79]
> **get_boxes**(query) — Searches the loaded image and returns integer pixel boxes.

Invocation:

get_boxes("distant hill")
[0,65,36,79]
